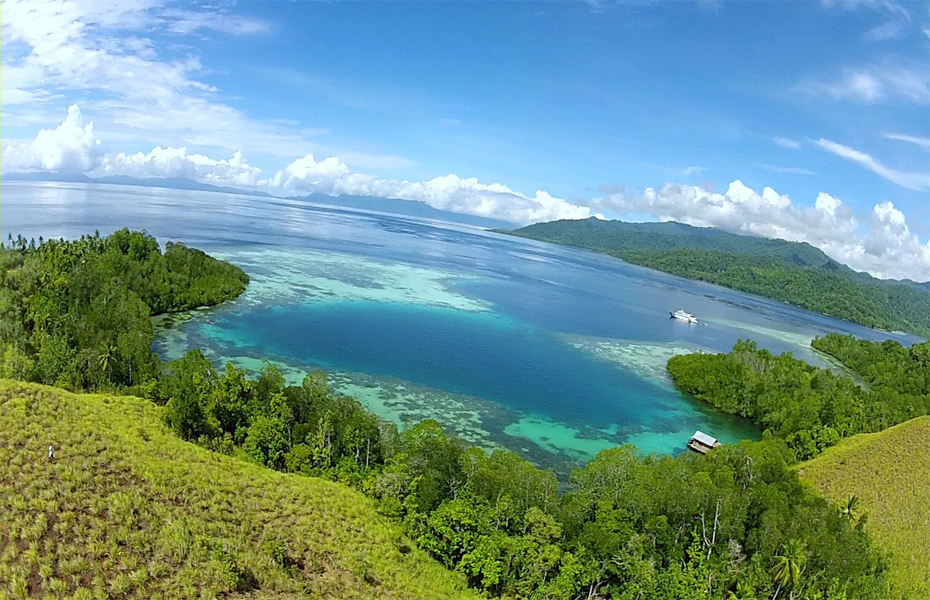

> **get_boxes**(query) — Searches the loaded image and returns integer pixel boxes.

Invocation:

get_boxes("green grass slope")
[0,380,478,600]
[797,416,930,599]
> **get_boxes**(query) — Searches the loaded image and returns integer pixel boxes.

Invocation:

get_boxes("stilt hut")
[688,430,721,454]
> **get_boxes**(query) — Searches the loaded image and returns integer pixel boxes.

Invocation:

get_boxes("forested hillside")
[0,229,248,388]
[147,352,889,599]
[812,333,930,395]
[505,218,930,336]
[667,336,930,460]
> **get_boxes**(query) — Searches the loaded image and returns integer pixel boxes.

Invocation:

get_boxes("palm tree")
[841,495,860,521]
[726,581,756,600]
[771,539,806,600]
[98,344,117,380]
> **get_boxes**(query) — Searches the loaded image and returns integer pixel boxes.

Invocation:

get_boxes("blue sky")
[2,0,929,279]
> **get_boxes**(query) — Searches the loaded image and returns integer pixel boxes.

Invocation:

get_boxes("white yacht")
[670,309,698,324]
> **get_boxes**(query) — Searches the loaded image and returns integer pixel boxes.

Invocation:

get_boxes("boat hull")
[670,311,698,324]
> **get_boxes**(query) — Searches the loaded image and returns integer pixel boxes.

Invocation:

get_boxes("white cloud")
[885,133,930,151]
[864,19,908,41]
[796,64,930,104]
[6,106,927,276]
[0,0,332,160]
[815,138,930,191]
[772,137,801,150]
[157,9,270,36]
[96,147,265,188]
[271,154,352,188]
[4,106,596,225]
[594,179,930,281]
[271,154,596,224]
[855,201,930,279]
[821,0,914,40]
[2,105,102,171]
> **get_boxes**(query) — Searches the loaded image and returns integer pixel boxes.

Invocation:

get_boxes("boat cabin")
[688,430,721,454]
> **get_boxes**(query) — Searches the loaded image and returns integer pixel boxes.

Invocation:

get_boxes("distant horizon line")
[4,171,929,286]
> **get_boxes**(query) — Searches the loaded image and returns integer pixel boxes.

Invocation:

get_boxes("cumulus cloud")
[856,201,930,279]
[2,105,102,171]
[4,106,595,225]
[270,154,596,224]
[6,106,927,277]
[594,179,930,281]
[815,139,930,191]
[97,147,266,188]
[0,0,325,159]
[272,154,352,188]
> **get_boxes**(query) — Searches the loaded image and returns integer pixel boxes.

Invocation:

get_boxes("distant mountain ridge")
[2,171,274,197]
[505,218,930,337]
[2,172,513,230]
[288,192,513,229]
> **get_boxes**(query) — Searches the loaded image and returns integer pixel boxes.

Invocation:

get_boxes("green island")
[1,230,926,599]
[502,218,930,337]
[667,335,930,460]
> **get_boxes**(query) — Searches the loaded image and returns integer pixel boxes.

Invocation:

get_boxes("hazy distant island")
[503,218,930,338]
[1,172,514,230]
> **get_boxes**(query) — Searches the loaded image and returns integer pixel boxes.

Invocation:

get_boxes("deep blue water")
[215,302,667,425]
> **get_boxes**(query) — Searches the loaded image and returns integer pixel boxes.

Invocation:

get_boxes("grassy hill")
[504,218,930,336]
[0,380,478,600]
[797,416,930,599]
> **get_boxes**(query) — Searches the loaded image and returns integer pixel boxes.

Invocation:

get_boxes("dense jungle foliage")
[667,337,930,461]
[0,231,898,599]
[154,355,888,600]
[0,229,248,389]
[812,333,930,395]
[505,218,930,337]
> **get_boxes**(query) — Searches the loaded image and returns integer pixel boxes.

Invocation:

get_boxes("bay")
[3,181,917,474]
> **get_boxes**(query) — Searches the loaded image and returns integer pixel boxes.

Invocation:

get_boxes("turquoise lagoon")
[3,181,919,475]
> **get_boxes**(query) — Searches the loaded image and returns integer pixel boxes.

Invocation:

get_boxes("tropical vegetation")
[667,337,930,460]
[0,231,907,599]
[0,229,248,389]
[0,379,479,600]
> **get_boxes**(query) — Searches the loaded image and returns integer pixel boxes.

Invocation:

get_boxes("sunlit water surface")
[3,182,919,475]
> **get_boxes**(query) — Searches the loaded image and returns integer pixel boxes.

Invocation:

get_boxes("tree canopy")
[668,337,930,460]
[0,229,248,389]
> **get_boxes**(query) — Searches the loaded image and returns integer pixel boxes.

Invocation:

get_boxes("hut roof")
[690,430,718,447]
